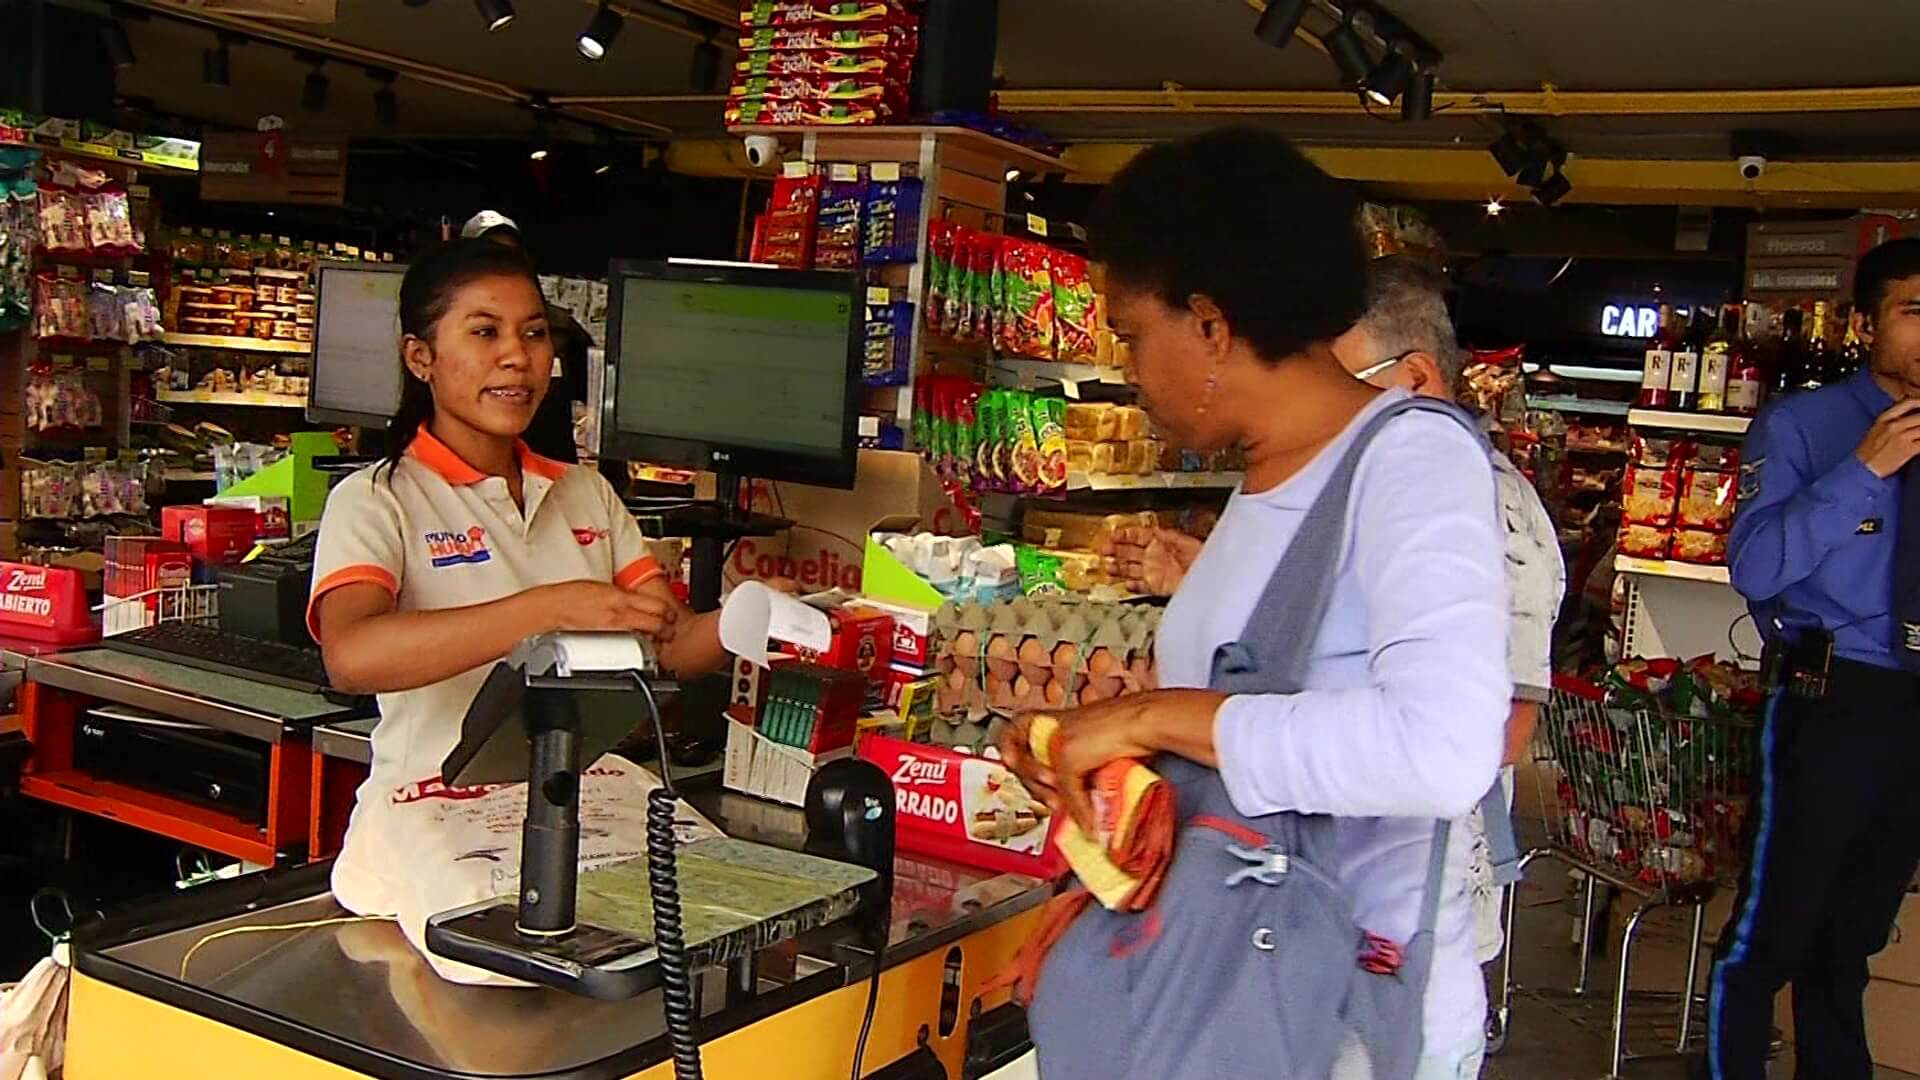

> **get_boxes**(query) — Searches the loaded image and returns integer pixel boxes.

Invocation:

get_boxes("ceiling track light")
[1323,18,1374,89]
[1362,48,1413,107]
[369,69,399,128]
[529,112,551,161]
[689,37,722,91]
[302,57,329,112]
[1253,0,1309,48]
[1532,165,1572,207]
[578,1,621,60]
[1401,65,1434,121]
[103,13,137,69]
[474,0,514,32]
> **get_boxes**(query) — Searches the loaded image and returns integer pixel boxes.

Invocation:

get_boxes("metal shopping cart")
[1491,674,1760,1077]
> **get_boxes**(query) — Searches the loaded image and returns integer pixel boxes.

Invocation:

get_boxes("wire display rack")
[1493,676,1761,1078]
[102,583,218,637]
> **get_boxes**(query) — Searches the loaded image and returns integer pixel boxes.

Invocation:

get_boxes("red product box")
[162,505,258,565]
[860,598,935,670]
[793,605,893,699]
[0,562,100,645]
[858,733,1064,878]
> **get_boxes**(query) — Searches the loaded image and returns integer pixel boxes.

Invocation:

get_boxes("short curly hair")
[1088,127,1367,364]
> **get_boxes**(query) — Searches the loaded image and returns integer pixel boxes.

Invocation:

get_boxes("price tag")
[866,286,891,305]
[126,356,145,371]
[857,415,880,438]
[92,267,115,284]
[218,229,232,240]
[128,270,149,287]
[51,354,74,369]
[87,356,111,371]
[1026,213,1049,237]
[128,184,149,199]
[56,265,80,282]
[1061,378,1082,400]
[84,447,108,463]
[782,160,811,179]
[1109,474,1139,489]
[871,162,902,182]
[279,236,292,246]
[118,449,138,464]
[830,163,859,182]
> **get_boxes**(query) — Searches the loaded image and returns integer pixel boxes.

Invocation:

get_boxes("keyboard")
[105,621,333,695]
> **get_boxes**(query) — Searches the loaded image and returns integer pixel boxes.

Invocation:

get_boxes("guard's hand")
[1097,526,1202,597]
[538,580,680,639]
[1855,398,1920,478]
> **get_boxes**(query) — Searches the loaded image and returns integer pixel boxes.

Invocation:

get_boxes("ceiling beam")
[996,84,1920,119]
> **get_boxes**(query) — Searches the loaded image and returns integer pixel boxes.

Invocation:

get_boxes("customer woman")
[306,238,729,979]
[998,129,1511,1078]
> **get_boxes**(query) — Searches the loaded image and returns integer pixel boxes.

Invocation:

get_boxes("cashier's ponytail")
[379,239,544,480]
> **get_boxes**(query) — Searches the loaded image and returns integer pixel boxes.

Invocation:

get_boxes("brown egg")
[1043,679,1068,707]
[951,630,979,658]
[1078,682,1112,705]
[1017,636,1051,667]
[1128,656,1156,692]
[946,667,968,691]
[1051,642,1081,678]
[1013,674,1043,710]
[1087,648,1119,678]
[985,634,1018,681]
[1090,674,1125,700]
[987,674,1016,708]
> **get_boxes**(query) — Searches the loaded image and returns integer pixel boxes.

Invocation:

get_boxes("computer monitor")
[308,261,407,428]
[600,260,862,490]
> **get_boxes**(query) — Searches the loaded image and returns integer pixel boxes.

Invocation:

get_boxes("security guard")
[1708,236,1920,1079]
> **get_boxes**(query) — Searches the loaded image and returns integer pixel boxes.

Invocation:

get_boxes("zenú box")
[858,733,1063,878]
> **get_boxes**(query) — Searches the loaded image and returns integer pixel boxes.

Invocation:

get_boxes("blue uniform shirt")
[1730,367,1900,668]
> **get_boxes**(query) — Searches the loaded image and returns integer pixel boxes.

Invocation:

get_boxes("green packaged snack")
[977,389,1007,491]
[1032,395,1068,496]
[1016,545,1068,597]
[1007,389,1042,492]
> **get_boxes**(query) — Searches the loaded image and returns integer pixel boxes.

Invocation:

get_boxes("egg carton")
[928,596,1161,723]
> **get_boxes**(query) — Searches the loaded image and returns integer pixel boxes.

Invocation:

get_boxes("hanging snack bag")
[951,380,982,490]
[1032,396,1068,496]
[762,171,821,269]
[926,219,956,335]
[999,240,1057,360]
[862,176,923,266]
[1006,389,1043,493]
[969,229,1000,342]
[1051,251,1098,364]
[1676,443,1741,531]
[813,169,866,270]
[973,388,1005,491]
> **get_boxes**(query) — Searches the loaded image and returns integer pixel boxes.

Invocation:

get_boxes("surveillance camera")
[1738,155,1767,181]
[743,134,781,169]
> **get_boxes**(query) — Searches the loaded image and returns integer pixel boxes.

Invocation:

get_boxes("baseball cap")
[460,210,521,240]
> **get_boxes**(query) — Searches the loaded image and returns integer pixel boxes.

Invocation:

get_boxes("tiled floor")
[1485,859,1917,1079]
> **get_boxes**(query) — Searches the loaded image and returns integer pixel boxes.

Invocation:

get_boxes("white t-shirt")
[307,429,663,979]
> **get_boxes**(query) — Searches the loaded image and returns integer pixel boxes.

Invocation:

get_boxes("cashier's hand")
[537,581,680,640]
[1098,527,1202,597]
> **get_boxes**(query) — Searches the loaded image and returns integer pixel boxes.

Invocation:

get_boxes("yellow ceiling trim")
[1060,143,1920,208]
[996,84,1920,118]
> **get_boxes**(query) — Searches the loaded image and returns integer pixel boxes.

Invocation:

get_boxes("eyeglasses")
[1353,349,1417,381]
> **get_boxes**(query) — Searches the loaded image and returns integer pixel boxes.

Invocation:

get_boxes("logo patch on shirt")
[425,526,492,568]
[1737,457,1765,501]
[572,527,611,547]
[1859,518,1883,535]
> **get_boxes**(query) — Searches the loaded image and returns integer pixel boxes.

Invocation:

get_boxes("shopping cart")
[1491,674,1760,1077]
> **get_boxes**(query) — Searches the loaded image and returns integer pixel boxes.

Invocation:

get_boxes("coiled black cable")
[637,674,702,1080]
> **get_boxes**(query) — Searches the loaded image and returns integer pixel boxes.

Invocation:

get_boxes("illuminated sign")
[1601,304,1660,338]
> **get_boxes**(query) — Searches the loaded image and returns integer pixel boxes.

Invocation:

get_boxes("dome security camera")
[1738,155,1767,181]
[743,134,781,169]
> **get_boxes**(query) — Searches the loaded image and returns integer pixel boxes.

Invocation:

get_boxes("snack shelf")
[1529,395,1630,417]
[1613,555,1731,585]
[990,357,1130,388]
[1067,470,1243,492]
[156,390,305,408]
[159,332,311,355]
[1627,409,1752,436]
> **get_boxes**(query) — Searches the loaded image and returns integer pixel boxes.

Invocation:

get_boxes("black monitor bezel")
[306,260,409,430]
[599,259,863,491]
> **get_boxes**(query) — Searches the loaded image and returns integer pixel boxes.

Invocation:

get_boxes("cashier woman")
[305,238,729,976]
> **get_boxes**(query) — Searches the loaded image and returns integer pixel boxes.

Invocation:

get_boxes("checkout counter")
[9,642,1050,1079]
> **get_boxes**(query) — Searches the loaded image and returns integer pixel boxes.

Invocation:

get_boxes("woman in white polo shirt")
[307,239,729,978]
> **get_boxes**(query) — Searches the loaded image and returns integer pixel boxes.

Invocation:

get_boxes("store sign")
[1600,303,1660,338]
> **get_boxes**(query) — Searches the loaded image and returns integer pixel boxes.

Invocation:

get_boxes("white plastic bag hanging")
[0,943,70,1080]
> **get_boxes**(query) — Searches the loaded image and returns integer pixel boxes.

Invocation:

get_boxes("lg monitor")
[308,261,407,429]
[599,260,862,491]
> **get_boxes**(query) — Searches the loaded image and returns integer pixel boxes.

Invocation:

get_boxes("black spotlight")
[1402,66,1434,121]
[689,38,722,90]
[302,62,329,112]
[1532,165,1572,207]
[1253,0,1309,48]
[1323,19,1373,88]
[1362,50,1413,106]
[577,2,621,60]
[475,0,514,32]
[201,43,230,87]
[1488,121,1539,177]
[371,71,400,128]
[103,17,137,69]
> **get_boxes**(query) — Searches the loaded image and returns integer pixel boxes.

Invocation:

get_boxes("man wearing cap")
[1705,237,1920,1080]
[459,210,592,464]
